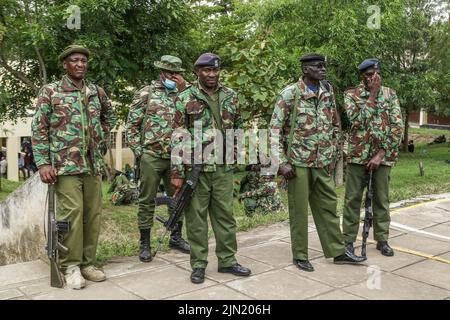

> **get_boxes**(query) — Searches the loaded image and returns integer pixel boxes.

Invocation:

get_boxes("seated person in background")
[239,164,285,217]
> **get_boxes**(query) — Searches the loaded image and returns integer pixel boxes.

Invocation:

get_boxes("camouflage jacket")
[171,82,243,179]
[32,75,117,176]
[126,81,178,159]
[269,78,341,168]
[239,171,284,216]
[344,83,404,166]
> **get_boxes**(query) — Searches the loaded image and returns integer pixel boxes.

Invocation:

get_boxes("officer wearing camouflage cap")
[32,44,117,289]
[126,55,190,262]
[269,53,366,272]
[171,53,251,284]
[342,59,404,257]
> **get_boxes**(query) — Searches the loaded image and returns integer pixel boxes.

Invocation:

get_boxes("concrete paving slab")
[33,280,142,300]
[362,246,425,272]
[440,251,450,260]
[236,222,293,246]
[176,254,274,283]
[393,259,450,291]
[343,272,450,300]
[225,269,332,300]
[422,223,450,240]
[237,241,322,267]
[389,233,450,256]
[158,250,192,264]
[167,284,252,300]
[104,256,170,277]
[0,260,48,287]
[308,289,366,300]
[18,278,62,296]
[284,257,369,289]
[111,265,217,300]
[0,288,24,300]
[390,214,438,230]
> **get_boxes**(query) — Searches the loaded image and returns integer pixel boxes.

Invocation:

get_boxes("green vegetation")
[0,179,22,202]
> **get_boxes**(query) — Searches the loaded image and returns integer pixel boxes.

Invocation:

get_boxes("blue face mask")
[163,78,176,90]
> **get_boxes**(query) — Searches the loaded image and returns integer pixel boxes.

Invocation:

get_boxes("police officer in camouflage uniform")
[32,45,117,289]
[126,55,190,263]
[239,165,285,217]
[269,54,365,272]
[171,53,251,284]
[343,59,404,257]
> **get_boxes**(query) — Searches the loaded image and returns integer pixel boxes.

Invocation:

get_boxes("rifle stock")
[361,170,373,257]
[47,184,69,288]
[153,164,203,256]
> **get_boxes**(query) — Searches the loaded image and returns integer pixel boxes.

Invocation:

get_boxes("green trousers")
[185,166,238,269]
[343,163,391,243]
[55,174,102,271]
[288,167,345,260]
[137,154,175,230]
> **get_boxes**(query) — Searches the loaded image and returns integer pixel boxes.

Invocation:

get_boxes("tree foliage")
[0,0,448,128]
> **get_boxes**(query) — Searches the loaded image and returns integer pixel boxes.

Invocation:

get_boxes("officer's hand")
[39,165,57,184]
[366,149,385,171]
[367,73,381,97]
[171,178,184,196]
[172,74,187,92]
[278,163,296,180]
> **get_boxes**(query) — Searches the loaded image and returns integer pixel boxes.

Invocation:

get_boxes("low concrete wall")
[0,174,47,265]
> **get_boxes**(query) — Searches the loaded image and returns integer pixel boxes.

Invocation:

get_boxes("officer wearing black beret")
[342,58,404,257]
[269,53,366,272]
[171,52,251,283]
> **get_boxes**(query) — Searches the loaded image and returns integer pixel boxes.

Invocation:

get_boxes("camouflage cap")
[154,55,185,72]
[359,58,380,73]
[194,53,220,68]
[58,44,90,61]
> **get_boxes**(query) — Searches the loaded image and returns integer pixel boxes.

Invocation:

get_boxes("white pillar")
[6,137,20,181]
[115,129,122,171]
[419,109,428,126]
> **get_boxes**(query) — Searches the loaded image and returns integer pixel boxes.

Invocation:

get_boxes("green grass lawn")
[0,179,23,202]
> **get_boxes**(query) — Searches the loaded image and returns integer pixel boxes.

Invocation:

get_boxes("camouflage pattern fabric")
[344,83,404,166]
[269,78,341,168]
[239,171,285,217]
[32,75,117,175]
[171,81,243,179]
[111,182,139,205]
[126,81,178,159]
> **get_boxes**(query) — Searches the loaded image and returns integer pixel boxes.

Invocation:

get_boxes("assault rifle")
[153,164,203,257]
[361,170,373,258]
[46,184,69,288]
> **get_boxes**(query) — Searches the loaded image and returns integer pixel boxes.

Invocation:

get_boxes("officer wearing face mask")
[126,55,190,262]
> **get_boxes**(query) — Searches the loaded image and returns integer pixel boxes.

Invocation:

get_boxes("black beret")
[300,53,326,64]
[58,45,90,61]
[194,53,220,68]
[359,58,380,72]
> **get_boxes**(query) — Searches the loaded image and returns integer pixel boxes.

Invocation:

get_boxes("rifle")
[46,183,69,288]
[153,164,203,257]
[361,170,373,258]
[134,155,141,186]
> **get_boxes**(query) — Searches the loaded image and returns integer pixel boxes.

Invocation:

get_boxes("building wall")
[0,118,133,181]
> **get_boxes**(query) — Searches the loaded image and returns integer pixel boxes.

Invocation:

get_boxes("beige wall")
[0,118,132,181]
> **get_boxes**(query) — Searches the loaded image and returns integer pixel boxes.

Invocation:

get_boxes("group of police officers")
[31,44,403,289]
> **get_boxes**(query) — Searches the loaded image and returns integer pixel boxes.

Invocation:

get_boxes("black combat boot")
[139,229,152,262]
[169,221,190,254]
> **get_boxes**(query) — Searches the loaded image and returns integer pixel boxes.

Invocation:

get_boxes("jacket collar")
[296,77,330,100]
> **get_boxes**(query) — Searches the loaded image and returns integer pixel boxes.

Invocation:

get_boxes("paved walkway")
[1,195,450,300]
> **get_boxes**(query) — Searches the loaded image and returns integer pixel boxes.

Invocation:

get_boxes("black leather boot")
[139,229,152,262]
[169,221,190,254]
